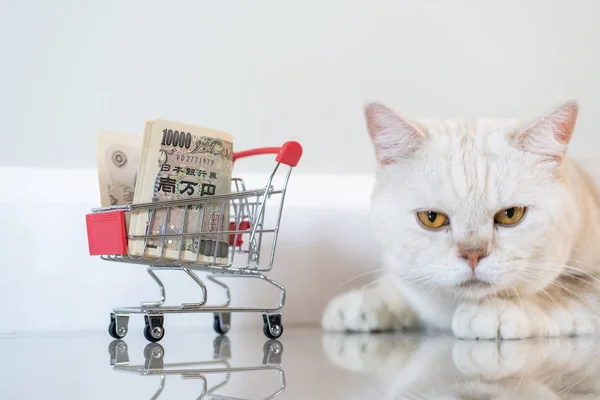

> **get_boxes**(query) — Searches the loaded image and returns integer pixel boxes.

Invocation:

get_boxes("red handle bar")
[232,141,303,167]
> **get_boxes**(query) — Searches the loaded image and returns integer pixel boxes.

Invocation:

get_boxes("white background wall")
[3,0,600,173]
[2,0,600,333]
[0,168,376,334]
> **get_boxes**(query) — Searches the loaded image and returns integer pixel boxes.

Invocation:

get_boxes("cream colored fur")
[322,100,600,339]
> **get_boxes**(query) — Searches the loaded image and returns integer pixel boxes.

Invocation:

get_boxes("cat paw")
[452,340,531,378]
[321,333,402,372]
[322,290,415,332]
[452,300,535,339]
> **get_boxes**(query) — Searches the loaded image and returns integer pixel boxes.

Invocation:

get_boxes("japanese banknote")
[127,120,233,264]
[96,130,141,207]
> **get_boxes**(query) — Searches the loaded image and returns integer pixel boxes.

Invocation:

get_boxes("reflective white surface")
[4,328,600,399]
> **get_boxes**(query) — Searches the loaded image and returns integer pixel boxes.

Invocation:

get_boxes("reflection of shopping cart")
[109,337,285,400]
[86,142,302,342]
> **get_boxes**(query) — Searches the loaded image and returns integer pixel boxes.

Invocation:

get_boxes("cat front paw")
[452,340,532,378]
[321,333,405,372]
[452,300,535,340]
[322,290,416,332]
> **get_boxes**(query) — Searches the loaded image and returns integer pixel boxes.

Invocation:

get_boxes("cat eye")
[494,206,527,226]
[416,210,449,230]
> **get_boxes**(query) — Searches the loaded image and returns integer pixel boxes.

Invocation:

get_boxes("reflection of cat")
[322,334,600,399]
[323,100,600,339]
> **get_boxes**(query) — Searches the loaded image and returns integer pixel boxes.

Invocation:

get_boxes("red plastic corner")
[275,141,303,167]
[228,221,251,247]
[86,211,128,256]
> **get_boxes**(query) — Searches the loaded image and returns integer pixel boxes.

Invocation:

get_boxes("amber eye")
[417,210,449,229]
[494,206,526,226]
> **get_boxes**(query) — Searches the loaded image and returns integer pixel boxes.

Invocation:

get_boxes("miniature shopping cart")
[86,141,302,342]
[108,337,285,399]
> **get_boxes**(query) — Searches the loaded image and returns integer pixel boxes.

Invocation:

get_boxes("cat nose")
[458,247,488,271]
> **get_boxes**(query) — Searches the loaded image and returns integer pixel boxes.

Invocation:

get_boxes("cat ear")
[514,100,579,162]
[365,103,426,165]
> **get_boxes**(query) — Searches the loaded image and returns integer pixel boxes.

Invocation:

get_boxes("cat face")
[367,102,580,299]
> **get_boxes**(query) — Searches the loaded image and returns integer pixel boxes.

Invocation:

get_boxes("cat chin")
[445,282,499,300]
[453,288,495,300]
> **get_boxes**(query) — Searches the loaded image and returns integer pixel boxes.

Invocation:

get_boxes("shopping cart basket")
[86,141,302,342]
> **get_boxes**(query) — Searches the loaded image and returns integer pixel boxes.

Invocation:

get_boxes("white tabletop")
[4,327,599,399]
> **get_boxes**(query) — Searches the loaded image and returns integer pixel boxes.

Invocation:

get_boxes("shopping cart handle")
[233,141,303,167]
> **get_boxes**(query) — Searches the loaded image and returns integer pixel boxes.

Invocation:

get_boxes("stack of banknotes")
[96,120,233,263]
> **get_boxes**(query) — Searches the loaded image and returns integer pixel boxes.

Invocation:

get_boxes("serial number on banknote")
[162,128,217,166]
[174,154,216,166]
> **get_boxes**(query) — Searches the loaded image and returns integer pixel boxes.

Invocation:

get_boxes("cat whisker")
[512,271,561,306]
[425,283,440,297]
[510,283,525,312]
[538,287,560,307]
[508,375,526,400]
[358,277,386,293]
[327,269,392,298]
[511,259,600,285]
[547,282,584,301]
[519,270,579,298]
[395,272,436,285]
[523,277,585,302]
[538,256,600,267]
[329,269,440,301]
[506,262,600,292]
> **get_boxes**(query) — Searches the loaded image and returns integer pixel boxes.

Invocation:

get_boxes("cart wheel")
[213,335,231,360]
[143,343,165,360]
[144,324,165,342]
[263,323,283,339]
[262,339,283,365]
[108,340,129,366]
[262,314,283,339]
[143,343,165,370]
[213,312,231,335]
[108,314,127,339]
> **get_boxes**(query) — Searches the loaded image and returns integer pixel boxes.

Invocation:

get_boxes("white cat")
[322,100,600,339]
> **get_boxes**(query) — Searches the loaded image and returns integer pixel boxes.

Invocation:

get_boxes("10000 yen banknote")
[128,120,233,264]
[96,130,141,207]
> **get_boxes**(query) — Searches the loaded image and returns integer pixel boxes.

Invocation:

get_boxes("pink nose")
[459,248,488,271]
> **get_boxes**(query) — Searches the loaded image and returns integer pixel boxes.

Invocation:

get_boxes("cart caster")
[213,312,231,335]
[262,314,283,339]
[262,339,283,365]
[213,335,231,360]
[108,340,129,366]
[108,313,129,339]
[144,315,165,342]
[143,343,165,370]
